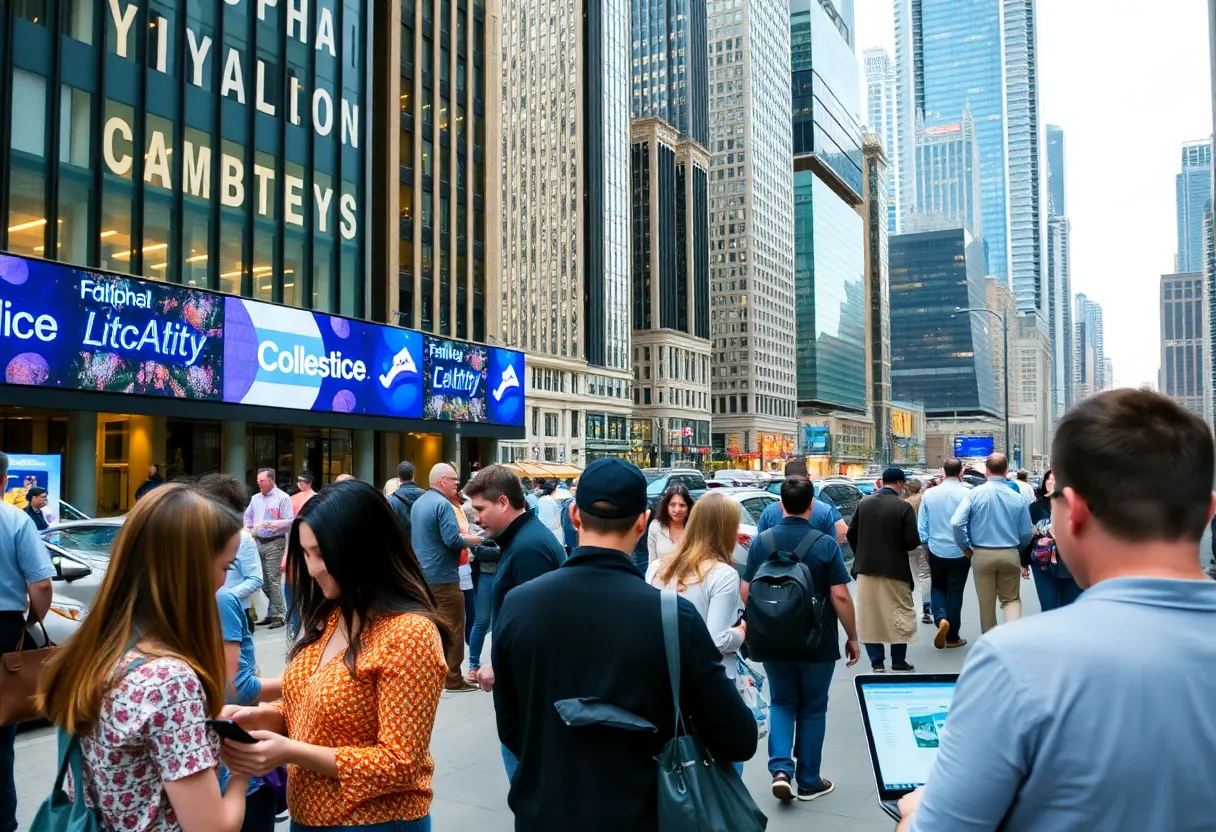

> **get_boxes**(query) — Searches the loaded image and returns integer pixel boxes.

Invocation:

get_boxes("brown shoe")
[444,679,479,693]
[946,638,968,648]
[933,620,950,649]
[465,668,481,684]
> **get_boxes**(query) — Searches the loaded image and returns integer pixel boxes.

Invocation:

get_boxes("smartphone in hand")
[206,719,258,744]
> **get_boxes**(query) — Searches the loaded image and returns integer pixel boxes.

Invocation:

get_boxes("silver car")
[40,517,125,609]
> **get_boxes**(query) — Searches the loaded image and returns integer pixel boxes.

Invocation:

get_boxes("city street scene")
[0,0,1215,831]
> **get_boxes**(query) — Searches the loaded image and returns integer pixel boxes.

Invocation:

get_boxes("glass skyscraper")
[912,107,981,236]
[888,228,998,416]
[1045,124,1072,421]
[1176,138,1212,273]
[895,0,1046,319]
[629,0,707,144]
[864,46,900,232]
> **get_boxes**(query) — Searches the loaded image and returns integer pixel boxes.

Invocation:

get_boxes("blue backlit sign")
[0,252,525,428]
[953,436,994,458]
[803,425,830,454]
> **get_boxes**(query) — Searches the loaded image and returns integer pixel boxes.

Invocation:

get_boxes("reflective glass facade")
[1176,139,1211,273]
[629,0,708,144]
[2,0,367,315]
[864,47,899,231]
[889,228,998,416]
[1160,272,1207,418]
[914,111,981,236]
[794,171,866,411]
[790,0,861,198]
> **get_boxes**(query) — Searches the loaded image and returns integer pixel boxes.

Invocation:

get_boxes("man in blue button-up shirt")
[950,453,1032,633]
[917,458,972,648]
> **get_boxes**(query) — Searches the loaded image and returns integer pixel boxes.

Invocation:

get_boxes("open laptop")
[855,673,959,821]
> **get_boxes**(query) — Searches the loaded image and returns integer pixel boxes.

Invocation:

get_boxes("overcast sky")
[855,0,1214,388]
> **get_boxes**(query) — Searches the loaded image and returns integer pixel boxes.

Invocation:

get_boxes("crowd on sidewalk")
[0,389,1214,832]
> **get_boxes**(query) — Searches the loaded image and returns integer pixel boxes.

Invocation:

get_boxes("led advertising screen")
[953,435,995,458]
[0,253,525,428]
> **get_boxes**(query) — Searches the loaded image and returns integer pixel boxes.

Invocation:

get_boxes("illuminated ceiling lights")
[7,218,47,233]
[113,243,168,260]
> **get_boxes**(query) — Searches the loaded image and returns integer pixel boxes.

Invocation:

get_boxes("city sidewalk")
[14,575,1043,831]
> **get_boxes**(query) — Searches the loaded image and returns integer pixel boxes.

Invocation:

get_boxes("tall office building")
[894,0,1046,318]
[1045,124,1073,422]
[1176,139,1212,273]
[888,228,999,418]
[497,0,634,463]
[863,133,893,464]
[790,0,870,475]
[1074,293,1106,401]
[864,47,900,232]
[1160,272,1209,419]
[630,0,708,144]
[708,0,797,469]
[1206,202,1215,425]
[911,107,982,236]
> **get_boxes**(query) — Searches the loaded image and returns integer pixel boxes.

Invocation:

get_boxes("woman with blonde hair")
[645,491,746,678]
[37,484,250,832]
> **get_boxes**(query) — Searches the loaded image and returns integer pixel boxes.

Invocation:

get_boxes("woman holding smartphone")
[37,485,249,832]
[220,480,448,832]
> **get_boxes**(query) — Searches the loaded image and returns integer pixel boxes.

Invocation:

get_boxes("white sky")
[855,0,1214,388]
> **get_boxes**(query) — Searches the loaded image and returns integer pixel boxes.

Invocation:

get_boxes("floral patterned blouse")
[75,652,219,831]
[275,611,445,826]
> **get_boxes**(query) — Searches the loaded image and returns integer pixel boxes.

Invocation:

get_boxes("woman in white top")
[646,491,745,679]
[646,484,695,563]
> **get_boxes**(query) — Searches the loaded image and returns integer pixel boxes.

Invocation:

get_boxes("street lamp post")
[954,306,1010,461]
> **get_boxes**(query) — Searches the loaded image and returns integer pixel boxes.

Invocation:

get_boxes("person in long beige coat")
[904,480,933,622]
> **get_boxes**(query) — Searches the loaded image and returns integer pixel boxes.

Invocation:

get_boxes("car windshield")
[43,525,121,559]
[646,478,668,497]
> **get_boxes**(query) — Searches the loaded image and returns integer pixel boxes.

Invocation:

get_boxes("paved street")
[14,555,1109,832]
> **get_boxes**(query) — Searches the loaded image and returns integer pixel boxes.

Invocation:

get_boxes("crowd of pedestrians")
[2,388,1215,832]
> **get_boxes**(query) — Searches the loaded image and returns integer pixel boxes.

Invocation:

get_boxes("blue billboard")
[0,252,525,428]
[803,425,830,454]
[953,435,995,458]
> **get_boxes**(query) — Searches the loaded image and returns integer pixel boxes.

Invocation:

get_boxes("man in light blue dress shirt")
[917,458,972,648]
[898,389,1216,832]
[950,453,1032,633]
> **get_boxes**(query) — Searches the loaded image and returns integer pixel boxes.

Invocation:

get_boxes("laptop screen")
[859,681,957,791]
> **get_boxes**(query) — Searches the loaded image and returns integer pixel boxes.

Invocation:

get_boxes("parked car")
[39,517,125,610]
[710,487,781,574]
[643,468,709,504]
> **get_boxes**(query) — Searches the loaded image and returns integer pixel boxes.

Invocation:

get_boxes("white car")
[40,517,125,610]
[27,595,86,647]
[711,488,781,573]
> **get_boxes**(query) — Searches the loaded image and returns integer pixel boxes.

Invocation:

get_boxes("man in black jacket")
[847,467,922,672]
[134,464,164,500]
[387,461,427,537]
[492,458,757,832]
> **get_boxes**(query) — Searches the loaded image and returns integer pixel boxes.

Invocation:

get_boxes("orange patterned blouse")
[276,611,446,826]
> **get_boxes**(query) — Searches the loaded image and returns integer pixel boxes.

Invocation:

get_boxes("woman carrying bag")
[1029,470,1083,611]
[34,485,250,832]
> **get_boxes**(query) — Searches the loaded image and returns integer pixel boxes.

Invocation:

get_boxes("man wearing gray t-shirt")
[898,389,1216,832]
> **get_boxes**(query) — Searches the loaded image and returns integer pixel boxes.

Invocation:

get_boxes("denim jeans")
[502,743,519,782]
[463,587,476,645]
[764,661,835,789]
[1031,567,1083,612]
[283,582,302,637]
[927,552,972,643]
[0,611,24,832]
[290,818,430,832]
[241,783,278,832]
[865,643,907,667]
[469,570,496,669]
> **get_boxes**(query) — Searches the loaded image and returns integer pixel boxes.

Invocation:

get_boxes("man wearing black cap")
[847,467,922,672]
[491,458,757,832]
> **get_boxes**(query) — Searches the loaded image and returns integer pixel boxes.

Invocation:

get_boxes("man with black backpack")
[741,476,859,804]
[387,460,427,537]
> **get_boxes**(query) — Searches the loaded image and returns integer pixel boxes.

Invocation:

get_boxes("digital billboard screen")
[953,436,995,458]
[0,253,524,428]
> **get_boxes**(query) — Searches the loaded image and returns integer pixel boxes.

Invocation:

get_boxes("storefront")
[0,252,525,514]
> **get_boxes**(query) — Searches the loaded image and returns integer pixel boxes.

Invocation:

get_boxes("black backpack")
[744,529,825,662]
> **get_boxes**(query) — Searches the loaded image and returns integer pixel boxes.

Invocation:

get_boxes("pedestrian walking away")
[1028,469,1083,611]
[0,451,54,832]
[741,476,859,804]
[491,458,756,832]
[848,467,921,672]
[950,453,1033,634]
[245,468,293,629]
[1012,469,1036,504]
[219,480,446,832]
[916,458,972,649]
[464,464,565,780]
[897,389,1216,832]
[533,480,566,546]
[903,480,932,622]
[35,485,250,832]
[411,462,485,692]
[646,484,694,563]
[756,459,848,542]
[388,461,428,539]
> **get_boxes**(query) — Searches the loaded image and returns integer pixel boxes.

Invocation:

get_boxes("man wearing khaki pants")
[949,453,1033,633]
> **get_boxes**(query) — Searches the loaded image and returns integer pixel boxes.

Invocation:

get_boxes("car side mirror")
[52,556,91,582]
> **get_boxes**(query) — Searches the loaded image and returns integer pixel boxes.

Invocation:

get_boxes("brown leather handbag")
[0,620,54,725]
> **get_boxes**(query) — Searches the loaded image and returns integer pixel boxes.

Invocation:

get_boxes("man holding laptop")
[884,390,1216,830]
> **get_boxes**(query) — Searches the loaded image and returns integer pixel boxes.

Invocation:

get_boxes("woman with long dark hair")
[1029,469,1083,611]
[37,485,249,832]
[219,480,447,832]
[647,484,696,563]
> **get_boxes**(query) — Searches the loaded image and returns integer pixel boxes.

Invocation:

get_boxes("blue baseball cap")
[881,466,906,483]
[575,458,648,519]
